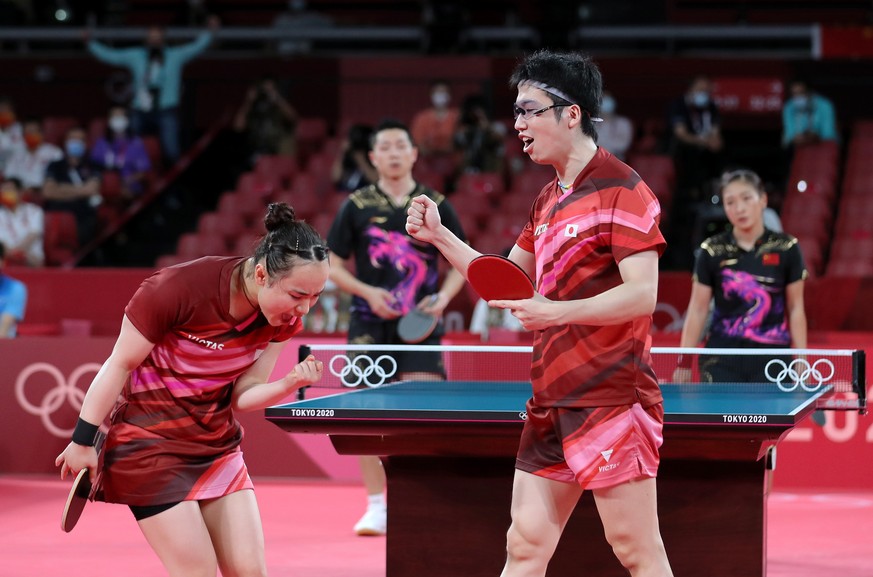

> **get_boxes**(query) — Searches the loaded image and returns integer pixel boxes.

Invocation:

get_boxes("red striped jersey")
[98,256,301,506]
[516,148,666,409]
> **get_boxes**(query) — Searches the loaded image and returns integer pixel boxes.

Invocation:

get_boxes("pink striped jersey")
[96,256,301,506]
[516,148,666,410]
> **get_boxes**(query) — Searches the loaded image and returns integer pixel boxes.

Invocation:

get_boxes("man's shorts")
[516,401,664,491]
[347,316,445,378]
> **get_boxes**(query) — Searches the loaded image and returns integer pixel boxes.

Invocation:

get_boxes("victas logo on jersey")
[185,334,225,350]
[534,223,549,236]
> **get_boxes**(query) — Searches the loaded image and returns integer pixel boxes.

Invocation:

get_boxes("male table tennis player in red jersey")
[56,202,329,577]
[407,50,674,577]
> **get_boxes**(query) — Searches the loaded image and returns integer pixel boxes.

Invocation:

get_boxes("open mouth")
[521,136,533,153]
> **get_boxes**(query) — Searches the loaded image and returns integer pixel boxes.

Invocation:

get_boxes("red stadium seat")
[218,190,267,225]
[254,154,299,188]
[142,136,163,173]
[176,232,229,259]
[42,116,79,146]
[197,211,246,244]
[455,172,505,199]
[237,171,280,199]
[43,211,79,266]
[826,259,873,277]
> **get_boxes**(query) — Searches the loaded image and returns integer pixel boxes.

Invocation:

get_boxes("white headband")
[525,81,603,122]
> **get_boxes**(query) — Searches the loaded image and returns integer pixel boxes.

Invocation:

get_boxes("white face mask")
[431,91,450,108]
[109,116,129,133]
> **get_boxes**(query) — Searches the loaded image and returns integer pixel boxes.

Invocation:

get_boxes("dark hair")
[0,241,5,260]
[371,118,415,148]
[2,177,22,190]
[719,169,765,197]
[509,49,603,139]
[252,202,329,281]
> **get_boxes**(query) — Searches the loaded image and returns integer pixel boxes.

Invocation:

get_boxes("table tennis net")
[295,344,866,413]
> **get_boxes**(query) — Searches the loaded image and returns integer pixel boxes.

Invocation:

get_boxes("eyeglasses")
[512,104,570,120]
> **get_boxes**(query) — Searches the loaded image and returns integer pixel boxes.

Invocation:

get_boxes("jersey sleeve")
[436,197,467,243]
[326,198,355,260]
[609,183,667,262]
[785,237,807,284]
[124,268,191,344]
[692,241,716,287]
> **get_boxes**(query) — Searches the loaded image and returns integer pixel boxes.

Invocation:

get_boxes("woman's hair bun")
[264,202,296,232]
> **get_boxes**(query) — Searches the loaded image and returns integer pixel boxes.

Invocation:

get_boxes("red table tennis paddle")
[61,468,92,533]
[467,254,535,301]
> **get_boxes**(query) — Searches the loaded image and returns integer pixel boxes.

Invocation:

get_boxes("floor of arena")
[1,475,871,576]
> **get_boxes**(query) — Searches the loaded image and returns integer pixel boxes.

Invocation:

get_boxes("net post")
[852,349,867,415]
[297,345,312,400]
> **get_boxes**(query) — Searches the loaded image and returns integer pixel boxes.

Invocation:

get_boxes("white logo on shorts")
[600,449,614,462]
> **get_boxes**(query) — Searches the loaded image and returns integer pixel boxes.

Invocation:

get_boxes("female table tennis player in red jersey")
[407,50,674,577]
[56,202,329,576]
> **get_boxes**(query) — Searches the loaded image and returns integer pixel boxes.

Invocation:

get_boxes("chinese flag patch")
[762,253,780,266]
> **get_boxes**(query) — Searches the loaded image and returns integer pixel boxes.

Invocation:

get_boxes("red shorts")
[516,401,664,490]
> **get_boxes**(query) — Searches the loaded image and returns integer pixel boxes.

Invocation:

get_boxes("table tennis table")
[266,380,829,577]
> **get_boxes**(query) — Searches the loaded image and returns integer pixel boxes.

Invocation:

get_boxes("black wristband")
[71,417,99,447]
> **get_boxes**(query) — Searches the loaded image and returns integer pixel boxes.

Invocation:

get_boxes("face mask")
[0,111,14,129]
[691,91,709,107]
[792,95,810,109]
[23,133,42,150]
[600,96,616,115]
[109,116,129,133]
[431,92,450,108]
[0,189,18,208]
[65,139,87,158]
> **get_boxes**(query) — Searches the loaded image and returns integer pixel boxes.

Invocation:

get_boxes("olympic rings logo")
[329,354,398,388]
[14,362,102,438]
[765,358,835,392]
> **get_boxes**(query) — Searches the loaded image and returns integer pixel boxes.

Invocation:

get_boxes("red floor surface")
[1,475,871,576]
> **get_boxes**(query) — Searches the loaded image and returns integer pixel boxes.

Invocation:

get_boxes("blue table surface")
[267,381,827,424]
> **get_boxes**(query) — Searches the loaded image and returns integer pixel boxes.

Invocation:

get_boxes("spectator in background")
[596,90,634,160]
[0,177,44,267]
[233,76,299,168]
[0,242,28,338]
[90,106,152,198]
[43,127,101,245]
[667,75,725,269]
[453,93,506,174]
[669,75,724,200]
[331,123,377,193]
[0,96,24,174]
[86,16,219,164]
[411,80,460,161]
[782,79,838,149]
[4,118,63,192]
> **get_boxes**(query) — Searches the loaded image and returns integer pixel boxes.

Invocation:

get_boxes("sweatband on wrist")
[676,354,692,369]
[72,418,99,447]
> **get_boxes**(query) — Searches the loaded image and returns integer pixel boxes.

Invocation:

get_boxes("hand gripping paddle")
[61,430,105,533]
[467,254,535,301]
[397,295,439,344]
